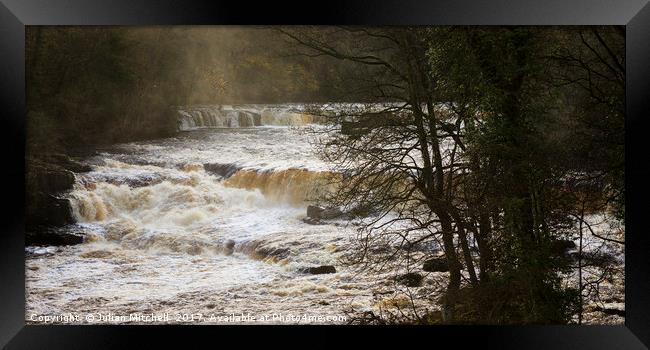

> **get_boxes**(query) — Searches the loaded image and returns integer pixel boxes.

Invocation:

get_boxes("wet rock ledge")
[26,154,91,246]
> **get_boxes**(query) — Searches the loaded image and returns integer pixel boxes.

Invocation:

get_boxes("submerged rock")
[299,265,337,274]
[237,240,291,261]
[80,250,114,259]
[395,272,424,287]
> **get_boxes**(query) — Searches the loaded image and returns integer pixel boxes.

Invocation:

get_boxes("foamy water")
[25,105,624,324]
[26,112,444,324]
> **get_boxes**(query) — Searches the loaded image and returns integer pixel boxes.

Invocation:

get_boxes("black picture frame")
[1,0,648,348]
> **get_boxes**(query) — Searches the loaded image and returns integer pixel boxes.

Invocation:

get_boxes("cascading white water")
[177,104,319,130]
[178,107,253,129]
[26,102,626,325]
[26,117,412,324]
[66,159,336,255]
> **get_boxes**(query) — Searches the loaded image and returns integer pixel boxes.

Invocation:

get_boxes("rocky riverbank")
[26,154,93,246]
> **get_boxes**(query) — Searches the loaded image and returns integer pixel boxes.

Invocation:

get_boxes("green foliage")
[426,26,622,323]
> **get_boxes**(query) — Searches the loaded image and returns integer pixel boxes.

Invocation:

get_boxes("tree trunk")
[439,213,462,323]
[458,223,478,285]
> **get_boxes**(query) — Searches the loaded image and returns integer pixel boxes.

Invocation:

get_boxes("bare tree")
[281,26,481,322]
[282,26,624,324]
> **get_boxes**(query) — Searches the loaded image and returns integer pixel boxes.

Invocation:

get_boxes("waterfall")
[224,168,338,206]
[69,163,338,228]
[177,105,318,130]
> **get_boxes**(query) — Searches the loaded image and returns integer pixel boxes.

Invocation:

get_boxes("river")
[25,104,624,325]
[26,104,437,324]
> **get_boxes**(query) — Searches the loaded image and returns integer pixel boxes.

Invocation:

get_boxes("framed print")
[1,0,649,348]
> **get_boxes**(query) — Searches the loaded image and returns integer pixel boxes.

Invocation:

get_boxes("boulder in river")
[423,257,450,272]
[299,265,337,274]
[306,205,322,218]
[224,239,236,250]
[306,205,343,220]
[223,239,236,255]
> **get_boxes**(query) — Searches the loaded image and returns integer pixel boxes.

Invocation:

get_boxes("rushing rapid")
[26,105,432,324]
[177,104,322,130]
[25,104,624,324]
